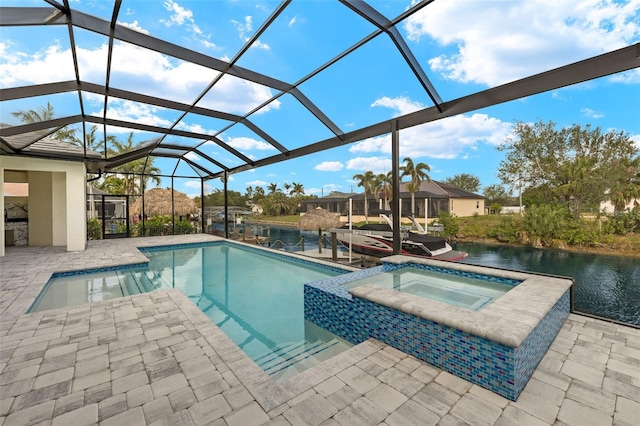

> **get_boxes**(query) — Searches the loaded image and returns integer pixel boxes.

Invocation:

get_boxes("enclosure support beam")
[223,172,229,239]
[200,177,205,235]
[391,120,401,255]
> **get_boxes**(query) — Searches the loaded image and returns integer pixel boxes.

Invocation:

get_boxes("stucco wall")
[1,156,87,256]
[450,198,485,217]
[28,171,54,246]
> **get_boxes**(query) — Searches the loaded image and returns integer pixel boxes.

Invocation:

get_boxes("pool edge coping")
[348,255,573,348]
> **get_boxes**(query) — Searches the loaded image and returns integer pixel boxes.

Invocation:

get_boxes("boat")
[333,214,467,261]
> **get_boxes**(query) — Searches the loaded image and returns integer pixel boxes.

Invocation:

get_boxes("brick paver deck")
[1,235,639,425]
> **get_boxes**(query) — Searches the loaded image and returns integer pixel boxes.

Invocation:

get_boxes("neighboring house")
[301,182,485,219]
[300,192,357,215]
[86,184,126,220]
[600,199,640,214]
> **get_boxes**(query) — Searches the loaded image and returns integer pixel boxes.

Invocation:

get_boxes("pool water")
[30,243,353,381]
[344,267,514,310]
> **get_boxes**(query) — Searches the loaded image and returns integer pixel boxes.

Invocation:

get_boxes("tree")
[245,186,254,201]
[291,182,305,196]
[400,157,430,216]
[98,132,161,195]
[373,172,393,210]
[254,186,266,201]
[607,156,640,212]
[353,170,376,223]
[444,174,481,193]
[202,189,247,206]
[483,184,512,206]
[262,191,291,216]
[267,183,279,194]
[11,102,78,143]
[498,120,638,214]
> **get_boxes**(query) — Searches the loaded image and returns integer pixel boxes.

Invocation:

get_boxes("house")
[300,182,485,221]
[1,136,101,255]
[300,192,358,215]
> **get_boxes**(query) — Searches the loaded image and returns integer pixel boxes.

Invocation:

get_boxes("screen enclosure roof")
[1,0,639,181]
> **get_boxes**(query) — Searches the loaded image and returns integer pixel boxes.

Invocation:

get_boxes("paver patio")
[1,235,639,425]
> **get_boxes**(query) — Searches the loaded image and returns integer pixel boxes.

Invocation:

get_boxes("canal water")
[232,225,639,326]
[454,242,640,327]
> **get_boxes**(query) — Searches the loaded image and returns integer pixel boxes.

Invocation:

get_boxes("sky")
[1,0,639,199]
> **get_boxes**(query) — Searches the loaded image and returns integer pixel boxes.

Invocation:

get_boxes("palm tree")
[353,170,376,223]
[267,182,279,194]
[98,132,161,195]
[373,172,393,210]
[11,102,78,143]
[400,157,431,216]
[609,156,640,212]
[83,124,117,155]
[291,182,305,196]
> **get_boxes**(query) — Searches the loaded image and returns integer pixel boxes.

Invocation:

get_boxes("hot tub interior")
[343,266,517,311]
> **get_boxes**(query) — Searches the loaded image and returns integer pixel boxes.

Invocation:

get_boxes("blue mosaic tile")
[51,262,149,278]
[304,273,569,401]
[382,261,522,286]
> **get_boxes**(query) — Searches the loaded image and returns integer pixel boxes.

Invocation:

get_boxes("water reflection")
[455,242,640,326]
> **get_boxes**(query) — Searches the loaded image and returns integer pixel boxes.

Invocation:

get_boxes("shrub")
[603,208,640,235]
[136,216,195,236]
[489,216,521,243]
[436,212,459,240]
[522,204,570,246]
[87,218,102,240]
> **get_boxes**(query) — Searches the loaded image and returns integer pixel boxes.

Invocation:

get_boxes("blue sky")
[1,0,639,198]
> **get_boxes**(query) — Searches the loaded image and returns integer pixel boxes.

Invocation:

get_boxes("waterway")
[454,242,640,326]
[235,225,639,326]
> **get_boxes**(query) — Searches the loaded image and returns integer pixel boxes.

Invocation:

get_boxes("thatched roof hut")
[298,207,342,231]
[130,188,198,217]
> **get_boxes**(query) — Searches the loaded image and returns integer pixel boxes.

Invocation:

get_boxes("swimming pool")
[343,266,517,311]
[29,242,354,381]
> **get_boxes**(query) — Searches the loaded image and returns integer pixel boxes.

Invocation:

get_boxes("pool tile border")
[303,255,572,400]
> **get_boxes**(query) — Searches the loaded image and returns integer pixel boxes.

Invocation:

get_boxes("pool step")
[256,339,344,377]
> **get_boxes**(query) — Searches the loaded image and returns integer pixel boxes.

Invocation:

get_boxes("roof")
[406,181,485,200]
[0,3,637,181]
[318,181,483,201]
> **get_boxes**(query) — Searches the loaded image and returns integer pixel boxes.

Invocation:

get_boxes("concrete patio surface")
[1,235,639,426]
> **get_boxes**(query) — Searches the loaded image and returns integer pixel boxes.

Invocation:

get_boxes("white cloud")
[315,161,344,172]
[405,0,640,86]
[581,107,605,119]
[346,157,392,174]
[184,152,199,161]
[251,40,271,50]
[371,96,424,115]
[350,97,512,159]
[0,42,75,86]
[90,100,173,132]
[183,180,212,192]
[118,20,150,35]
[159,0,218,51]
[0,41,278,114]
[226,136,276,151]
[631,133,640,149]
[162,0,193,27]
[323,183,343,192]
[289,17,297,27]
[246,179,267,186]
[232,16,270,50]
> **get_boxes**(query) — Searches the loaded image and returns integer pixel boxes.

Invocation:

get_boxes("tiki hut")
[130,188,198,218]
[298,208,342,253]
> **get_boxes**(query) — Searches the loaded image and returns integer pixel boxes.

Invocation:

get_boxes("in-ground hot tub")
[304,255,572,400]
